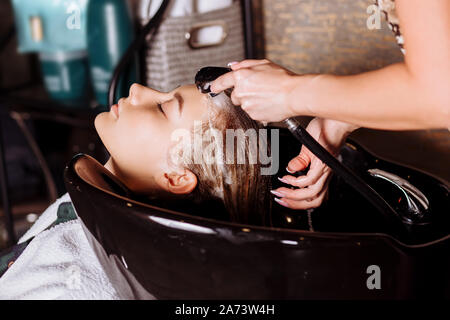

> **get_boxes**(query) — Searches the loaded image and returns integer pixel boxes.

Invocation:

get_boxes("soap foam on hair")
[204,92,235,192]
[207,91,232,111]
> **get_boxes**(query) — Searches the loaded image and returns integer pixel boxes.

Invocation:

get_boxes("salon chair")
[64,129,450,299]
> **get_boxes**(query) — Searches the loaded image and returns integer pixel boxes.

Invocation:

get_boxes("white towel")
[0,193,120,300]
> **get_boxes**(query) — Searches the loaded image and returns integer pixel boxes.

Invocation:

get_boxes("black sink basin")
[64,129,450,299]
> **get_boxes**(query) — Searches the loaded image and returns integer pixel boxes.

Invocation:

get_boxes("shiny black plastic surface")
[64,130,450,299]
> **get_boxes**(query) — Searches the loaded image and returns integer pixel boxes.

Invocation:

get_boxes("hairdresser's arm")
[320,0,450,130]
[295,0,450,130]
[212,0,450,130]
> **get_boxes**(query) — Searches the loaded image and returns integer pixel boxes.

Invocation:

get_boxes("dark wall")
[255,0,403,74]
[0,1,36,89]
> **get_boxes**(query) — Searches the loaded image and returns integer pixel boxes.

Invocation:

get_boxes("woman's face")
[95,84,209,194]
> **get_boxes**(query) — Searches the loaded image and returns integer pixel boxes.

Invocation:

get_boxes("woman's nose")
[129,83,164,106]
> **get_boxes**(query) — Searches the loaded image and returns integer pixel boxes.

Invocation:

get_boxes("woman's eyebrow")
[174,92,184,115]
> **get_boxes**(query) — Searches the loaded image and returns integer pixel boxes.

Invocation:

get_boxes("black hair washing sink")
[64,129,450,299]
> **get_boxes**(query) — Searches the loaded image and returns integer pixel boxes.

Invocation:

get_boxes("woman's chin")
[94,112,116,161]
[94,112,111,140]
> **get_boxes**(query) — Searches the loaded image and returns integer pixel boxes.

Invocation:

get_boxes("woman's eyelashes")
[157,102,167,118]
[158,97,182,120]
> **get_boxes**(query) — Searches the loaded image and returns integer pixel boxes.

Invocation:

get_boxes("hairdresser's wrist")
[323,118,359,137]
[284,74,361,136]
[285,74,322,118]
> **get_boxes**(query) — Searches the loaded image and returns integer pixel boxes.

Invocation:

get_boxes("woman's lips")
[111,104,119,119]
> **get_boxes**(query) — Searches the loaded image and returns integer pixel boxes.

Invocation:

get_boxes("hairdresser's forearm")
[290,62,449,130]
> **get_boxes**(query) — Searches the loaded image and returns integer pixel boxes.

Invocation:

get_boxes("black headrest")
[69,154,132,199]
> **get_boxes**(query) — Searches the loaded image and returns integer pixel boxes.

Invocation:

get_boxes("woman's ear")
[160,169,198,195]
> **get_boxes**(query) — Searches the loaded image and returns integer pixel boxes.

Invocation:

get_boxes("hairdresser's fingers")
[275,180,330,210]
[286,147,311,173]
[285,187,329,210]
[285,157,330,188]
[230,59,271,71]
[211,72,236,94]
[279,161,330,188]
[239,95,263,113]
[275,171,330,201]
[237,98,264,119]
[273,172,330,201]
[304,157,329,185]
[230,90,242,106]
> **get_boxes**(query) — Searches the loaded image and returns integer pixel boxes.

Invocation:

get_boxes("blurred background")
[0,0,448,249]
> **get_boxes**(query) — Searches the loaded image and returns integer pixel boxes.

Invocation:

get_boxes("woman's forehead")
[176,85,210,120]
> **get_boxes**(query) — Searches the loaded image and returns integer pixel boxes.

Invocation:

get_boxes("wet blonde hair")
[172,93,273,226]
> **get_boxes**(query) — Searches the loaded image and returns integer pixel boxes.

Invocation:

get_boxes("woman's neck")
[104,157,118,176]
[104,157,131,188]
[103,157,161,196]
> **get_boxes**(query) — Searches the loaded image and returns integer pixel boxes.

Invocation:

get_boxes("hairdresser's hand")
[271,118,358,210]
[210,59,302,122]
